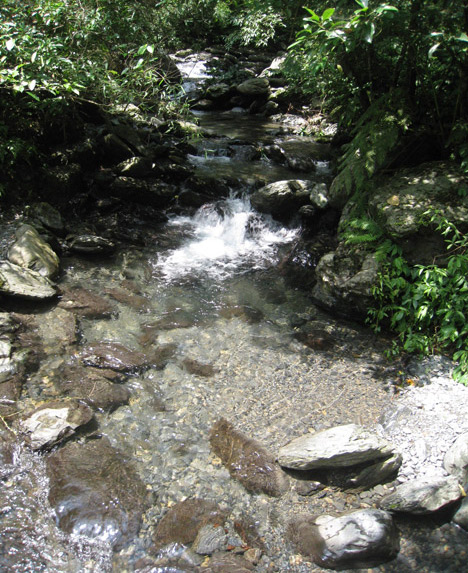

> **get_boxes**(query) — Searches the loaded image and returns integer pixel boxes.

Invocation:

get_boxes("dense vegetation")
[1,0,468,380]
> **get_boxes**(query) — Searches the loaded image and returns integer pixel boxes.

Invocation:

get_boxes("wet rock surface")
[210,418,290,497]
[0,260,57,299]
[289,509,400,570]
[47,437,148,550]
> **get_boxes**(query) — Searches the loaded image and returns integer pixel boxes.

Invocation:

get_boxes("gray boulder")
[288,509,399,569]
[312,245,379,322]
[0,261,57,299]
[27,202,65,235]
[250,180,320,221]
[67,234,116,255]
[236,77,270,97]
[380,476,462,514]
[8,224,60,278]
[444,432,468,485]
[278,424,395,470]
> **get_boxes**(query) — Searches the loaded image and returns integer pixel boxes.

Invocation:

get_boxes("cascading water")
[154,195,299,282]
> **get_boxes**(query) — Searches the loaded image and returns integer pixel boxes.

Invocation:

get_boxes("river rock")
[20,399,94,450]
[288,509,399,569]
[203,553,255,572]
[47,437,148,549]
[151,498,228,552]
[453,496,468,530]
[67,234,116,255]
[8,224,60,278]
[278,424,396,470]
[58,286,115,318]
[80,341,149,371]
[0,261,57,299]
[443,432,468,484]
[34,307,77,351]
[250,180,316,221]
[311,245,379,322]
[368,161,468,263]
[236,77,270,97]
[51,364,130,411]
[192,523,228,555]
[210,418,289,497]
[182,357,218,377]
[380,476,462,514]
[27,202,65,235]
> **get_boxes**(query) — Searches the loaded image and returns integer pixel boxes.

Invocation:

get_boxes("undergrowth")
[368,210,468,385]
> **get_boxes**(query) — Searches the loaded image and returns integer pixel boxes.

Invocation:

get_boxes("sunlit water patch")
[153,196,299,282]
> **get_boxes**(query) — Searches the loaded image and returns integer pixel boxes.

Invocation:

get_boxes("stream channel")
[1,57,468,573]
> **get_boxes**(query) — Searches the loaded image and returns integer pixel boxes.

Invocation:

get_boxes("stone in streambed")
[288,509,399,570]
[443,432,468,485]
[58,286,115,318]
[80,341,149,372]
[151,498,228,552]
[67,234,116,255]
[20,399,94,450]
[453,496,468,530]
[47,437,148,549]
[0,261,57,299]
[182,357,218,377]
[278,424,396,470]
[380,476,462,514]
[210,418,289,497]
[8,224,60,279]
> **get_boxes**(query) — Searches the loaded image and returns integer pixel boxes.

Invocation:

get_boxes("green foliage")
[368,212,468,384]
[341,214,384,246]
[332,94,410,199]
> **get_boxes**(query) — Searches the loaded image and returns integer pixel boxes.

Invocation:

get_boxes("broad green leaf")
[304,7,320,22]
[137,44,147,55]
[31,51,37,63]
[363,22,375,43]
[456,33,468,43]
[322,8,335,21]
[147,44,154,54]
[28,79,36,90]
[5,38,15,51]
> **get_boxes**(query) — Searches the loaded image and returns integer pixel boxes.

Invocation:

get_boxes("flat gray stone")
[380,476,462,514]
[278,424,395,470]
[0,261,57,299]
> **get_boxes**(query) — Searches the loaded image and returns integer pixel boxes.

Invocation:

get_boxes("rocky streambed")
[0,48,468,573]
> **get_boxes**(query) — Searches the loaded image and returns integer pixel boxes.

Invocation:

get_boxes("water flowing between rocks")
[1,66,468,572]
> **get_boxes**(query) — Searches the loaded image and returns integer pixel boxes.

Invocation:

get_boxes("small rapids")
[154,196,299,282]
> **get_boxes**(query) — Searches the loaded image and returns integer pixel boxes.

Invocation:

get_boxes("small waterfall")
[154,196,299,281]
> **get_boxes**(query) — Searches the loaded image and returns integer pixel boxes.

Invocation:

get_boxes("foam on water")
[155,196,299,281]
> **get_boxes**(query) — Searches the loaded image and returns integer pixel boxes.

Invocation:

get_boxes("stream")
[1,55,468,573]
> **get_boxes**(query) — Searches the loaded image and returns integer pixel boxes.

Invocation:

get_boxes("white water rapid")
[155,196,299,281]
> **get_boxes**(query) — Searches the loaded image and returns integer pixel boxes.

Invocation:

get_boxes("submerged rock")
[80,341,149,372]
[278,424,396,470]
[380,476,462,514]
[0,261,57,299]
[67,234,116,255]
[151,498,228,552]
[8,224,60,279]
[210,418,289,497]
[288,509,399,569]
[20,399,94,450]
[58,286,115,318]
[250,179,316,221]
[47,437,148,549]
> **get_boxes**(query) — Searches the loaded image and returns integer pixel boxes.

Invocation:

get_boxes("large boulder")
[311,244,379,322]
[236,77,270,97]
[8,224,60,279]
[368,161,468,263]
[288,509,399,570]
[250,180,323,221]
[47,437,148,549]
